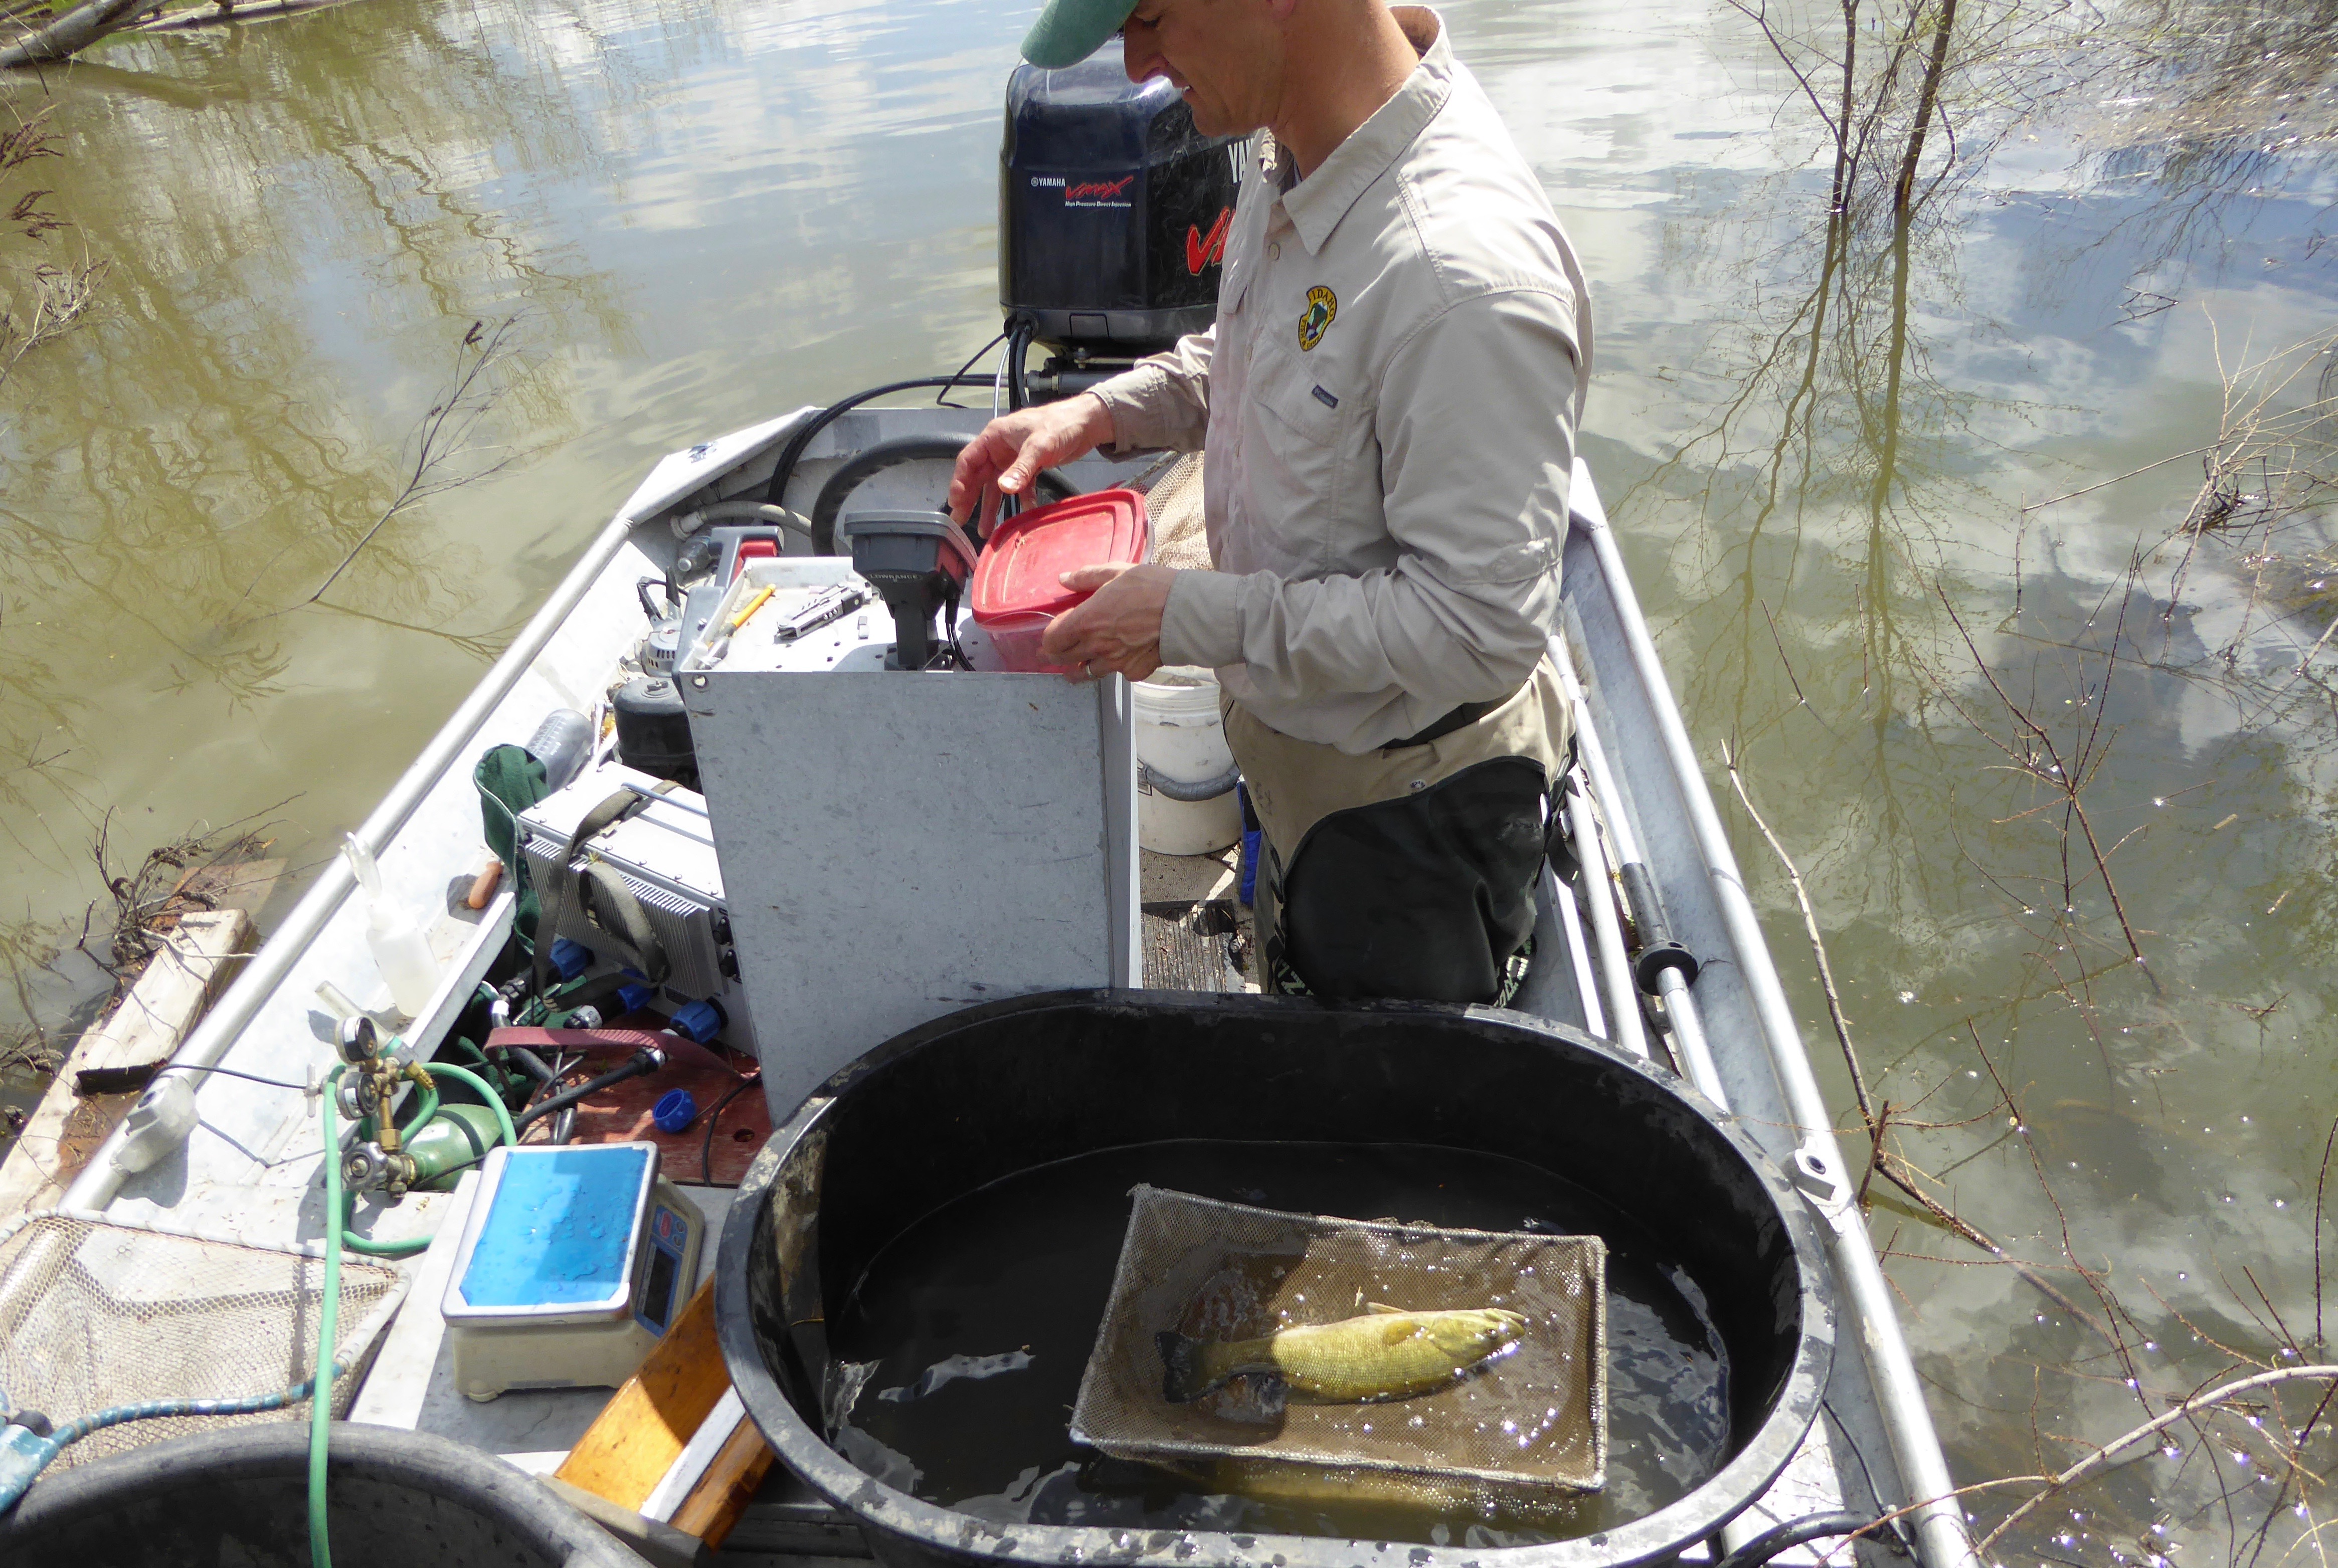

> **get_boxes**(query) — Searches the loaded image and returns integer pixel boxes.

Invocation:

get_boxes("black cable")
[154,1062,309,1091]
[758,375,996,509]
[936,330,1008,409]
[1711,1510,1878,1568]
[516,1059,566,1118]
[699,1075,761,1185]
[490,1044,558,1087]
[1006,317,1033,413]
[511,1049,665,1134]
[1821,1397,1918,1557]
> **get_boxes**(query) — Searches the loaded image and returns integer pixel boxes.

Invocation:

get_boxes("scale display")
[440,1140,704,1400]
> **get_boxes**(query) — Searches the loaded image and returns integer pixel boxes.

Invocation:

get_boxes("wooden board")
[555,1276,735,1511]
[669,1412,779,1547]
[74,909,254,1092]
[0,908,251,1220]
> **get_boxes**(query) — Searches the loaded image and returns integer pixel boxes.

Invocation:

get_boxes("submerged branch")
[1972,1365,2338,1557]
[1721,739,2117,1345]
[231,314,524,623]
[1722,739,1874,1122]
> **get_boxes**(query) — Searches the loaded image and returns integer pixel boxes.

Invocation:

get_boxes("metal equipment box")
[681,559,1139,1122]
[515,763,756,1053]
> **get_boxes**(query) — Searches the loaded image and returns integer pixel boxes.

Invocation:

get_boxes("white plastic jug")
[1133,666,1242,856]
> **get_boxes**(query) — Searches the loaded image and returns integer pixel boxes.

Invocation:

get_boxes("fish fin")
[1365,1302,1404,1315]
[1157,1330,1204,1403]
[1377,1316,1425,1346]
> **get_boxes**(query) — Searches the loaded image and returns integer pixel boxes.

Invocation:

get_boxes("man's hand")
[947,393,1117,535]
[1041,562,1176,683]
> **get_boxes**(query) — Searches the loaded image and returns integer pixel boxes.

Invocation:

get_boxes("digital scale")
[441,1141,704,1402]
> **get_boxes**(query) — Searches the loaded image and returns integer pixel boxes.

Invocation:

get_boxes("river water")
[2,1,2333,1560]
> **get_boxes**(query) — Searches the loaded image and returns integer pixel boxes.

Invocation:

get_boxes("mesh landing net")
[1070,1186,1607,1514]
[1146,453,1212,571]
[0,1213,404,1469]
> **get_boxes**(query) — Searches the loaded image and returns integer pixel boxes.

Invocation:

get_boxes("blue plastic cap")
[548,937,594,982]
[616,981,656,1016]
[652,1089,699,1133]
[669,999,725,1044]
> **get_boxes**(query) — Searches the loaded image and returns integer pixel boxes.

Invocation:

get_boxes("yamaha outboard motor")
[1000,41,1245,401]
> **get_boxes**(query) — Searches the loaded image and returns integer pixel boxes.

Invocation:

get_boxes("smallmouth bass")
[1156,1304,1527,1404]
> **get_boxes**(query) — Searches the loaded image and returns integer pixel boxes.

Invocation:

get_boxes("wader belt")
[1383,696,1504,752]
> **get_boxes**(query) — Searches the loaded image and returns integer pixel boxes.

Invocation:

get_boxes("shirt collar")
[1279,7,1451,257]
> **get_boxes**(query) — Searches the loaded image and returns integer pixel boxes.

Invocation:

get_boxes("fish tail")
[1157,1330,1205,1403]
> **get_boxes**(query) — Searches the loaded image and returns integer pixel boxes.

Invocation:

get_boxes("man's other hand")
[947,393,1117,535]
[1041,562,1174,683]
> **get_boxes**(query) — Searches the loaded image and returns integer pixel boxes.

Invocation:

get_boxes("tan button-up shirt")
[1094,7,1591,755]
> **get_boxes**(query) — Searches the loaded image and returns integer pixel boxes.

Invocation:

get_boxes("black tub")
[0,1422,642,1566]
[716,991,1834,1568]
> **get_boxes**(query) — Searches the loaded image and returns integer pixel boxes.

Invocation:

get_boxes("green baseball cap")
[1021,0,1137,68]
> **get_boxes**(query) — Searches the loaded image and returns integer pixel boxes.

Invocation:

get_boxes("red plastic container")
[969,488,1151,673]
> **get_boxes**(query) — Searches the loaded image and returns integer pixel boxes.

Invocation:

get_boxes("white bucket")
[1133,666,1242,856]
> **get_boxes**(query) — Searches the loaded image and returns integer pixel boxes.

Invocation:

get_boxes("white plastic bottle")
[343,835,440,1017]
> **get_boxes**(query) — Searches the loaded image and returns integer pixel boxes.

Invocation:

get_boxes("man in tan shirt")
[949,0,1590,1004]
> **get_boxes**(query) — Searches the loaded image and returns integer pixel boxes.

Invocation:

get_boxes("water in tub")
[826,1141,1730,1546]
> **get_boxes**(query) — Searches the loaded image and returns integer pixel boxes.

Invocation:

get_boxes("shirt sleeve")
[1090,326,1215,454]
[1158,289,1578,739]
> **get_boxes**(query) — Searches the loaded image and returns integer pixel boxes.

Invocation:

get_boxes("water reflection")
[0,0,1029,1056]
[1605,0,2338,1558]
[0,0,632,839]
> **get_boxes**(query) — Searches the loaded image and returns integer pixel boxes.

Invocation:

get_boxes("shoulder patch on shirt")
[1297,286,1337,351]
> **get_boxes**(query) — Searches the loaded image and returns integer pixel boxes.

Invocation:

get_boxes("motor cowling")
[999,42,1246,357]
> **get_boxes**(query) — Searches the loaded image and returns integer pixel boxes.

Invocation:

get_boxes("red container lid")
[970,488,1151,624]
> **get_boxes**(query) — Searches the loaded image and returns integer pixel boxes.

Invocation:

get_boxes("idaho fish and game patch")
[1297,285,1337,351]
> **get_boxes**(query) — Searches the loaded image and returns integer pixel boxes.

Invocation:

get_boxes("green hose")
[422,1062,520,1147]
[337,1062,518,1257]
[305,1054,526,1562]
[336,1225,434,1259]
[314,1070,345,1568]
[403,1078,442,1139]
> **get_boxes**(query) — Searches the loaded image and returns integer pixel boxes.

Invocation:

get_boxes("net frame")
[0,1208,407,1469]
[1071,1186,1607,1501]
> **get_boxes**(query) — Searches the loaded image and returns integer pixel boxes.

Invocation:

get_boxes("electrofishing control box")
[516,762,756,1054]
[440,1142,704,1402]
